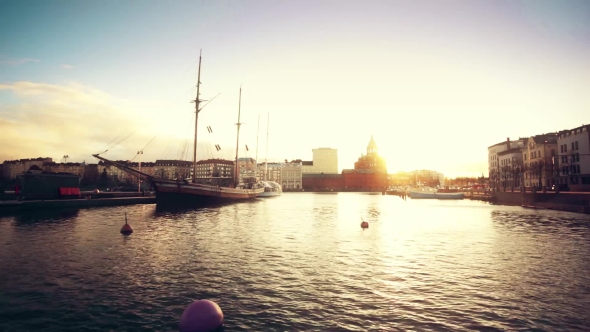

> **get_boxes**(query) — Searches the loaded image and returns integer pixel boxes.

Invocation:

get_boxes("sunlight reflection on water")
[1,193,590,331]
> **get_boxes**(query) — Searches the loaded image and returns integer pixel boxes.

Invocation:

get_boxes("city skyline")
[1,0,589,178]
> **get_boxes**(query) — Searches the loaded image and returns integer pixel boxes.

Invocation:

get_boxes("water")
[1,193,590,331]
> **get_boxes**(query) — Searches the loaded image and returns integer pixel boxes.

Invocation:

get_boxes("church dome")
[367,135,378,154]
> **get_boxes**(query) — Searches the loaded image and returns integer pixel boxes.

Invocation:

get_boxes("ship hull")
[150,179,263,204]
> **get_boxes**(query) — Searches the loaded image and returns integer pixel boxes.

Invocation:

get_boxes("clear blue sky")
[1,0,589,177]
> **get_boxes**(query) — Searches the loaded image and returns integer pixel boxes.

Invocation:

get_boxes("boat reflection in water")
[257,181,282,197]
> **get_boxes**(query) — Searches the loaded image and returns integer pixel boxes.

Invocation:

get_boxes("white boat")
[258,181,282,197]
[409,187,464,199]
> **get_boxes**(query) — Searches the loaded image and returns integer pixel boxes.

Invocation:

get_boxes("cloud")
[0,81,236,164]
[0,57,40,65]
[60,64,73,69]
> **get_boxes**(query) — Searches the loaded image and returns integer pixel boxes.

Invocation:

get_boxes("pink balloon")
[179,300,224,332]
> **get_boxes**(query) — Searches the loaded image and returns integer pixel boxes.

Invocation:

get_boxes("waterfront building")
[497,147,523,190]
[488,138,525,191]
[2,157,53,180]
[301,148,338,174]
[522,134,558,189]
[237,157,256,181]
[302,173,344,191]
[257,162,282,182]
[557,124,590,190]
[195,159,234,178]
[281,160,302,190]
[153,160,192,180]
[42,162,86,177]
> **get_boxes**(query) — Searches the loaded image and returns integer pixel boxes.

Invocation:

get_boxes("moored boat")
[408,188,464,199]
[257,181,282,197]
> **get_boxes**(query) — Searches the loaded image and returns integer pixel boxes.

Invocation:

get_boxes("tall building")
[301,148,338,174]
[557,124,590,190]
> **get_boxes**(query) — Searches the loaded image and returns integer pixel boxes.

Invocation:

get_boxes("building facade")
[488,138,525,191]
[42,162,86,177]
[522,134,558,189]
[2,157,53,180]
[281,160,302,190]
[257,162,282,182]
[301,148,338,174]
[153,160,192,180]
[497,148,523,190]
[195,159,234,178]
[237,157,256,181]
[557,124,590,190]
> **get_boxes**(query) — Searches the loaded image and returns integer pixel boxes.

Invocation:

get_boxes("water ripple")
[1,194,590,331]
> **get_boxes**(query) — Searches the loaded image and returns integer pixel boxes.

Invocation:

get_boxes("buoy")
[120,212,133,235]
[361,220,369,229]
[179,300,224,332]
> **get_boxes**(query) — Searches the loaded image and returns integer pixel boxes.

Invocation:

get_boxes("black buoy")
[120,212,133,235]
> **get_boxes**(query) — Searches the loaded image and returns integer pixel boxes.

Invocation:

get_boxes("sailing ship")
[258,113,282,197]
[93,51,264,204]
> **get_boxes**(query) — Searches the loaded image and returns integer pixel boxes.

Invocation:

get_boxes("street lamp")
[137,150,143,192]
[63,155,69,163]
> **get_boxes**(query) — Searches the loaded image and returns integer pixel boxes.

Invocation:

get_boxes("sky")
[1,0,589,178]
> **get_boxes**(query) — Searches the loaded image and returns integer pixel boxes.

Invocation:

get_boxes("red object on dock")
[59,187,81,197]
[361,221,369,229]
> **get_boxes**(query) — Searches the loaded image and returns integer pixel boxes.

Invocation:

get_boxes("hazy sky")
[1,0,589,177]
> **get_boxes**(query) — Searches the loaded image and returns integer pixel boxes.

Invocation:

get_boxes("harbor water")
[1,193,590,331]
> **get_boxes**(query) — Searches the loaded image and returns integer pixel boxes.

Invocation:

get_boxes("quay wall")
[490,191,590,214]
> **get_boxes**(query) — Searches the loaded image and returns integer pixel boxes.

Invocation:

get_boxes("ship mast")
[234,86,243,186]
[255,114,260,181]
[192,50,203,184]
[265,112,269,181]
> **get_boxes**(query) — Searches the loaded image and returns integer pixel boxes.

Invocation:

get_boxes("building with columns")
[281,160,302,190]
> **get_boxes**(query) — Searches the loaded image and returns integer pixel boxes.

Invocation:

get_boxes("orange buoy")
[121,212,133,235]
[361,220,369,229]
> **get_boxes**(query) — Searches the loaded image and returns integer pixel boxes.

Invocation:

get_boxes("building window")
[575,141,579,150]
[571,142,574,151]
